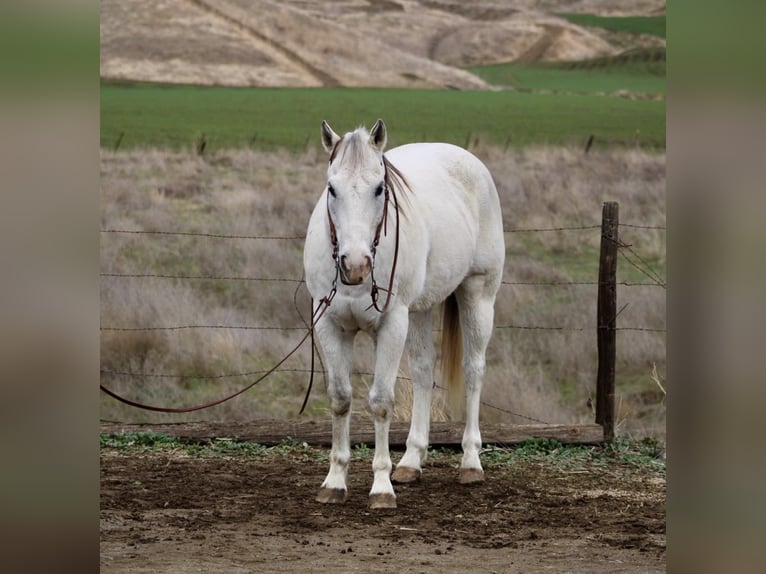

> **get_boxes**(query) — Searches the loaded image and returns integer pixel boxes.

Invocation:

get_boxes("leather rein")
[100,288,337,414]
[100,155,403,416]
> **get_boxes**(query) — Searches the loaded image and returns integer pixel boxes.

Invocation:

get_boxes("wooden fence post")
[596,201,619,441]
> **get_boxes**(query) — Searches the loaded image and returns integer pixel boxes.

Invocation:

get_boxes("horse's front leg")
[368,305,409,509]
[391,308,434,483]
[315,322,355,504]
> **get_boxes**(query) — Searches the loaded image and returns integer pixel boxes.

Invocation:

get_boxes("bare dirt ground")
[100,448,665,572]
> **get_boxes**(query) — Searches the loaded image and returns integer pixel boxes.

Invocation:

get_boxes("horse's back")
[388,143,504,262]
[387,143,505,304]
[388,143,494,195]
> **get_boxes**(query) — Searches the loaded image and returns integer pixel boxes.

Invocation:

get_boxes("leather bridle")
[325,157,401,314]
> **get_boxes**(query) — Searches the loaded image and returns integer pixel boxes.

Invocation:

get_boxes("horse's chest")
[329,297,380,334]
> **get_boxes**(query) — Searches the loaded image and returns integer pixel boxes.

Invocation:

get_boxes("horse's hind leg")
[455,275,499,484]
[315,325,355,504]
[392,309,435,483]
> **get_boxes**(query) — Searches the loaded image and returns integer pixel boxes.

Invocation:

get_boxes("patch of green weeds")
[603,436,666,474]
[270,437,328,461]
[100,431,326,460]
[101,433,664,475]
[480,437,665,475]
[100,430,178,449]
[351,443,374,459]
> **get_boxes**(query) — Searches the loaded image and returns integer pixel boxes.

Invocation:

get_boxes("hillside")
[100,0,665,88]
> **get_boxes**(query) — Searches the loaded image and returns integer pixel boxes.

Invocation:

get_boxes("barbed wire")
[99,273,661,288]
[503,225,600,233]
[100,325,306,332]
[100,229,304,240]
[101,226,666,290]
[100,227,599,239]
[500,280,659,287]
[100,223,664,240]
[495,325,665,333]
[101,323,665,333]
[101,220,665,421]
[620,223,666,230]
[495,324,589,331]
[617,242,667,288]
[100,272,302,283]
[100,367,549,424]
[598,234,667,288]
[101,367,313,380]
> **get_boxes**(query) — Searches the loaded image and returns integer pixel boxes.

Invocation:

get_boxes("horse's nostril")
[340,255,349,271]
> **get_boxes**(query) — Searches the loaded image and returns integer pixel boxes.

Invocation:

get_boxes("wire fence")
[100,366,550,424]
[100,273,659,287]
[100,222,666,421]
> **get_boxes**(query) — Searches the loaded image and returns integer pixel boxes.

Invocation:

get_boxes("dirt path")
[101,449,665,572]
[187,0,340,86]
[517,25,566,63]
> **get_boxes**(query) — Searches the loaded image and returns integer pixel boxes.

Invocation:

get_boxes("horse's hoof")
[316,487,347,504]
[391,465,421,484]
[458,468,485,485]
[368,492,397,509]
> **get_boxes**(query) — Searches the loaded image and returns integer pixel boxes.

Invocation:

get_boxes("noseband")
[325,159,401,314]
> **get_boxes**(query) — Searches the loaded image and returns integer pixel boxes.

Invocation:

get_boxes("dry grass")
[100,144,665,438]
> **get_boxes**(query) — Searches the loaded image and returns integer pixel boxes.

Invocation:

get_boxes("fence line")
[494,325,665,332]
[101,325,306,332]
[504,225,599,233]
[101,219,665,423]
[501,280,659,286]
[619,223,666,230]
[101,229,305,240]
[100,225,666,334]
[100,223,664,241]
[101,367,313,380]
[101,323,665,333]
[616,240,667,288]
[100,368,549,425]
[100,225,666,289]
[101,272,303,283]
[99,273,660,288]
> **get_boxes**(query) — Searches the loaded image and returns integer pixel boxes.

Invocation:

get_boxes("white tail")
[441,293,464,420]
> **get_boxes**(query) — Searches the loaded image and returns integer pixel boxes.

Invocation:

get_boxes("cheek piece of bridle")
[324,161,401,314]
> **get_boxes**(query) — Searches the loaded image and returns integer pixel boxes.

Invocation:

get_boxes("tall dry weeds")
[100,145,665,437]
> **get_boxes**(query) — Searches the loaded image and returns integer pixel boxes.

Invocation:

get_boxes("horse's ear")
[321,120,341,154]
[369,119,387,152]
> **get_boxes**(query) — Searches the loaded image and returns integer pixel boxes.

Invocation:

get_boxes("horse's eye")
[327,184,336,197]
[375,183,384,197]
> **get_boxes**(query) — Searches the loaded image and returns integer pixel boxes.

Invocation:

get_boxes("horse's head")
[321,119,389,286]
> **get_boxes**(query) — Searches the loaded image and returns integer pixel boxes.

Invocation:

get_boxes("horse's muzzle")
[339,254,371,285]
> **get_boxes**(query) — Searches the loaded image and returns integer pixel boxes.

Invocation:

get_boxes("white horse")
[303,119,505,509]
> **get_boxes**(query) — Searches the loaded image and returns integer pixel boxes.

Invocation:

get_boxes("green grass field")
[469,48,665,95]
[101,84,665,152]
[557,13,666,38]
